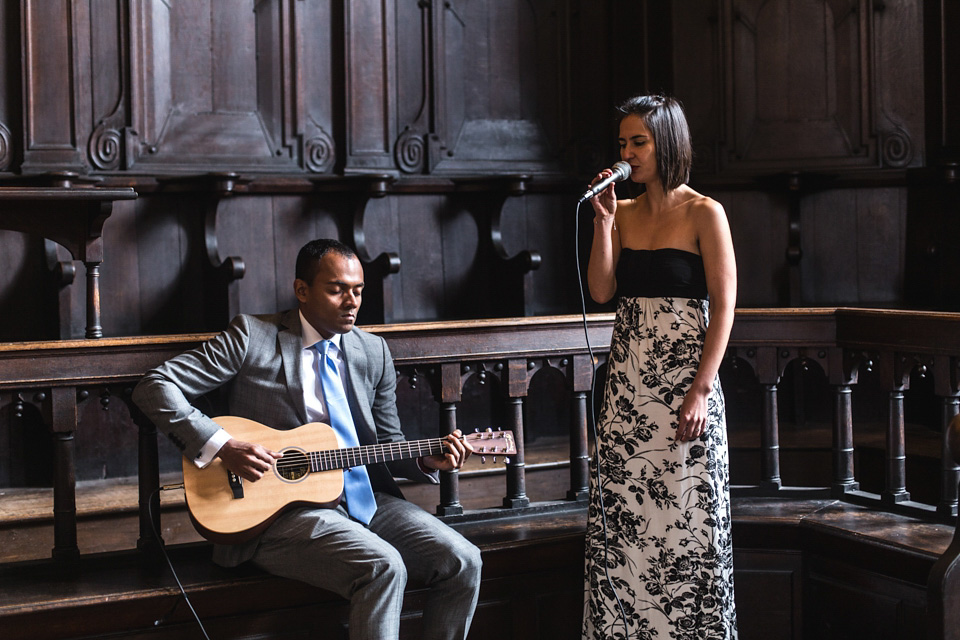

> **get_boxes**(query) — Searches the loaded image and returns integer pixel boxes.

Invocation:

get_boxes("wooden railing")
[1,309,958,560]
[728,308,960,521]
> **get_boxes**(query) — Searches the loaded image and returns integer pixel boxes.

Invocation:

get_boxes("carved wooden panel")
[675,0,924,176]
[20,0,87,172]
[126,0,315,172]
[0,1,18,172]
[426,0,566,174]
[925,0,960,162]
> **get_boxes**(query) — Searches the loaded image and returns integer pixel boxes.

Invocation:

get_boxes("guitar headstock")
[464,428,517,463]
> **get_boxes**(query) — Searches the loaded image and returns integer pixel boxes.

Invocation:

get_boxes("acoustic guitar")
[182,416,517,544]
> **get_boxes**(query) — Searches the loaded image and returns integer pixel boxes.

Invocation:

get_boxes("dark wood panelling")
[125,0,306,172]
[710,190,789,307]
[0,0,951,334]
[426,0,566,174]
[805,553,928,639]
[20,0,87,172]
[675,0,924,177]
[733,550,803,640]
[924,0,960,163]
[0,1,20,173]
[904,165,960,311]
[801,187,907,306]
[343,0,396,172]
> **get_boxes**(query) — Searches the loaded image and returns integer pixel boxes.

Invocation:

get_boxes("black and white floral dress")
[583,248,737,640]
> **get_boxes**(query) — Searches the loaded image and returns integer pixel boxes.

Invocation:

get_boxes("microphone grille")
[612,161,632,181]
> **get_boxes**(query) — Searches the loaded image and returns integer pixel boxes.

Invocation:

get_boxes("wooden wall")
[2,0,955,346]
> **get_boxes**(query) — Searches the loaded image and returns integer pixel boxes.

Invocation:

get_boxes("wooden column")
[757,347,782,491]
[435,363,463,516]
[935,354,960,518]
[502,359,530,509]
[131,403,163,556]
[830,349,863,496]
[567,354,593,501]
[47,386,79,560]
[881,353,911,506]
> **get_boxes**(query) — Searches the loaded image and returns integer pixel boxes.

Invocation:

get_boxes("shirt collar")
[299,310,342,351]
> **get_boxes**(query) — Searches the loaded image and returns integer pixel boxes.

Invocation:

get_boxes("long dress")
[583,248,737,640]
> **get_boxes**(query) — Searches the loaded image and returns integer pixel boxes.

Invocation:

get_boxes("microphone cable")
[574,200,631,640]
[147,484,213,640]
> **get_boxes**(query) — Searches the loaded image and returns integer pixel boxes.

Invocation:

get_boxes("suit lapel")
[279,310,308,425]
[341,330,375,445]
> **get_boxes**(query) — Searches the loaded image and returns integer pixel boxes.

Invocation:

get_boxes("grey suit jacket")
[132,310,437,565]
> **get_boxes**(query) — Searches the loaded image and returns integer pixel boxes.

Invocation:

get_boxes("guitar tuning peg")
[485,427,493,433]
[493,456,498,463]
[504,457,510,464]
[480,455,487,463]
[474,428,479,433]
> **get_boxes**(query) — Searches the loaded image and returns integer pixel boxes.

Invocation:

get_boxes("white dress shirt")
[193,310,344,467]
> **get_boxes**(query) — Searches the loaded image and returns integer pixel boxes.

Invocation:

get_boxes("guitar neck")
[309,438,449,472]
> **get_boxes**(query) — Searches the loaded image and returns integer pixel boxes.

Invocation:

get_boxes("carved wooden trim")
[126,0,307,171]
[343,0,397,172]
[0,121,12,171]
[20,0,86,172]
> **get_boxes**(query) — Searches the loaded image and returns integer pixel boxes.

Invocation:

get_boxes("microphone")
[579,161,632,202]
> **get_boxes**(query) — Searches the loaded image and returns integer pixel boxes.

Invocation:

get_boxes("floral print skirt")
[583,296,737,640]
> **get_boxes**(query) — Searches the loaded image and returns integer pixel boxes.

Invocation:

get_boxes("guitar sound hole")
[275,448,310,482]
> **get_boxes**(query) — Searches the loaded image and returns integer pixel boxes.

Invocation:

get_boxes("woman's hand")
[675,386,710,442]
[588,169,619,222]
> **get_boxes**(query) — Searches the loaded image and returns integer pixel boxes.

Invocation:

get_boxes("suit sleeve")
[132,315,252,460]
[372,336,438,484]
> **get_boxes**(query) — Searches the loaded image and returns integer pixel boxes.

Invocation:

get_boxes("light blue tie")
[317,341,377,524]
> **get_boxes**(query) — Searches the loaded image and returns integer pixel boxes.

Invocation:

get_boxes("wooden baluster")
[84,263,102,339]
[757,348,782,491]
[927,413,960,640]
[760,383,782,491]
[830,349,862,495]
[130,403,163,556]
[885,387,910,504]
[436,363,463,516]
[935,355,960,518]
[831,384,858,494]
[48,386,79,560]
[881,353,911,505]
[940,396,960,518]
[503,359,530,509]
[567,354,593,501]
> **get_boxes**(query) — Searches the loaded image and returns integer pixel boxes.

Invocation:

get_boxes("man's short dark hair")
[617,94,692,192]
[295,239,357,285]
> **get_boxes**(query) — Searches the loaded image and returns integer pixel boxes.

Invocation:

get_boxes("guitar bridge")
[227,470,244,499]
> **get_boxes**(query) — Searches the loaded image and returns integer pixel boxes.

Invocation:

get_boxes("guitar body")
[182,416,344,544]
[182,416,516,545]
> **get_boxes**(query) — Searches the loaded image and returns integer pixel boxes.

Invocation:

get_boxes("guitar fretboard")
[309,438,450,472]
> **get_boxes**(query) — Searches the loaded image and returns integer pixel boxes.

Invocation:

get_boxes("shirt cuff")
[194,428,232,468]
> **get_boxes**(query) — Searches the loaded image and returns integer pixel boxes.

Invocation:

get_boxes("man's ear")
[293,278,308,302]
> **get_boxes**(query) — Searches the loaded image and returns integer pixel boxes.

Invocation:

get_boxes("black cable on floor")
[147,484,212,640]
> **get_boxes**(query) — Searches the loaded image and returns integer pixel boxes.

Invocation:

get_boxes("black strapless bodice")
[615,248,708,299]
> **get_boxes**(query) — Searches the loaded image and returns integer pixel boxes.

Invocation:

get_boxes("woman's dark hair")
[617,94,692,192]
[295,238,356,284]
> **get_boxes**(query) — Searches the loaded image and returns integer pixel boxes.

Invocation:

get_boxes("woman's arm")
[675,198,737,441]
[586,174,623,304]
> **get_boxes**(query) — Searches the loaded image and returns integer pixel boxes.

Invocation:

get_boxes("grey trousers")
[249,493,482,640]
